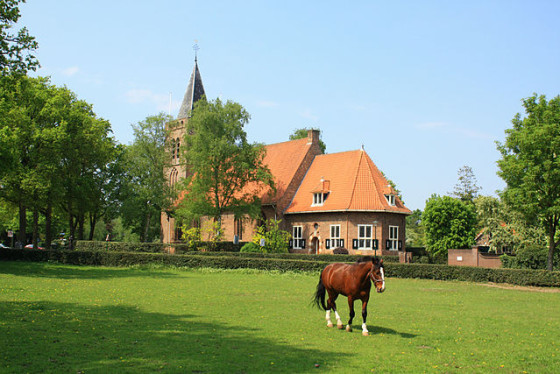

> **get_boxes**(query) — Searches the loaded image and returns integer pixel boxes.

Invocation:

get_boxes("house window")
[312,193,326,206]
[330,225,343,248]
[175,138,180,160]
[389,226,398,250]
[385,194,396,206]
[358,224,373,249]
[234,218,243,241]
[293,226,303,249]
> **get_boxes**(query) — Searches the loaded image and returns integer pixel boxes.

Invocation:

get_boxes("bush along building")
[161,59,412,256]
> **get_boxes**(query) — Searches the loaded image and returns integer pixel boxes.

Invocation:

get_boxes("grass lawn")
[1,261,559,373]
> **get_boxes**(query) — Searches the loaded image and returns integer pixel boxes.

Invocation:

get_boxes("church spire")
[177,46,205,120]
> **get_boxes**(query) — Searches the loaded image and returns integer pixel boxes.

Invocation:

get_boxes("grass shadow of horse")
[368,325,417,338]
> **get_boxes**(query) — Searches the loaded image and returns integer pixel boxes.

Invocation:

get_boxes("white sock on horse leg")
[326,310,332,325]
[334,311,342,323]
[362,323,368,333]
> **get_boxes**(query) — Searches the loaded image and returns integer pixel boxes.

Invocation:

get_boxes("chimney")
[307,129,320,145]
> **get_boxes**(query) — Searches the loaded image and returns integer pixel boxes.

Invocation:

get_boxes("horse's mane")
[356,256,383,267]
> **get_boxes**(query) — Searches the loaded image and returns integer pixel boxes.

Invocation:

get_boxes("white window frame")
[293,226,303,249]
[385,194,396,206]
[330,224,341,248]
[357,224,373,249]
[389,225,399,251]
[312,193,324,206]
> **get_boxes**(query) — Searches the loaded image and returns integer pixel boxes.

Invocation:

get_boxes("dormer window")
[313,192,326,206]
[385,194,396,206]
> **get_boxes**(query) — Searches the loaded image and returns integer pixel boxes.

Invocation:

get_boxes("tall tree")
[423,195,476,262]
[496,94,560,271]
[0,0,39,74]
[0,75,52,246]
[450,165,481,204]
[289,127,326,153]
[121,113,173,242]
[177,98,274,231]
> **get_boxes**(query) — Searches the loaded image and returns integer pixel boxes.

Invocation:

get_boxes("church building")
[161,60,411,256]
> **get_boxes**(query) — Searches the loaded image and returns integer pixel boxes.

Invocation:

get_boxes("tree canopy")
[177,98,274,228]
[289,127,326,153]
[0,0,38,74]
[423,195,476,262]
[496,94,560,271]
[451,165,481,204]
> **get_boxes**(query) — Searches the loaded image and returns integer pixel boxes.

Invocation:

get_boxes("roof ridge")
[347,150,364,210]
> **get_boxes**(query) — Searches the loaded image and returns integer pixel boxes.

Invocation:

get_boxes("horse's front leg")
[346,296,355,332]
[361,298,369,336]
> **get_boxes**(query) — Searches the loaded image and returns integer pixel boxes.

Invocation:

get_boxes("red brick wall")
[284,211,407,255]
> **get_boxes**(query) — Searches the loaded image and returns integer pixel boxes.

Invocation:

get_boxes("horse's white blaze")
[380,267,385,291]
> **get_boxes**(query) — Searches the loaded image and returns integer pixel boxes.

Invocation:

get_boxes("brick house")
[161,60,412,255]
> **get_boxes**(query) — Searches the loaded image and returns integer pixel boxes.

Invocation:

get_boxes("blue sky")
[20,1,560,211]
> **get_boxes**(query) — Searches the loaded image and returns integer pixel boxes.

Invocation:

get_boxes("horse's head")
[369,258,385,293]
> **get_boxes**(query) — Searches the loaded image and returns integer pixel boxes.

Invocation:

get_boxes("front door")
[310,237,319,254]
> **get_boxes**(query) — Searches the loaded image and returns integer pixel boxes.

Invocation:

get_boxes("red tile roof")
[246,137,316,204]
[284,149,411,214]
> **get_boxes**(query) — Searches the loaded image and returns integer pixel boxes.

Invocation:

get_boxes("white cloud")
[125,89,178,113]
[61,66,79,76]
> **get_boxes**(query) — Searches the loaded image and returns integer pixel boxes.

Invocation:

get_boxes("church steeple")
[177,57,205,120]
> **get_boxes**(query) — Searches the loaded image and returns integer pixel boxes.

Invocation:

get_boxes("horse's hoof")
[362,331,370,336]
[327,322,334,328]
[346,325,352,332]
[337,324,344,330]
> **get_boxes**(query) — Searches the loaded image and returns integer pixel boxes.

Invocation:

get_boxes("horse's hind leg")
[346,297,355,332]
[326,292,343,329]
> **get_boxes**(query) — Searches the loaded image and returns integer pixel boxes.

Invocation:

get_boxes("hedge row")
[74,241,401,263]
[2,249,559,287]
[75,240,248,253]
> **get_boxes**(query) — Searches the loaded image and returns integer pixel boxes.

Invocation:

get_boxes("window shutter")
[386,240,391,249]
[398,240,403,250]
[289,240,293,249]
[352,239,358,249]
[302,239,306,249]
[325,239,330,249]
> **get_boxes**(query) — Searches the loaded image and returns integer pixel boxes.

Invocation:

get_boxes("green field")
[1,262,559,373]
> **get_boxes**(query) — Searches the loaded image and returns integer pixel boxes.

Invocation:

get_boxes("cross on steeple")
[193,41,200,62]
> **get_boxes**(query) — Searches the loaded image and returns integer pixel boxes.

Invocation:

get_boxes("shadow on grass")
[0,300,349,373]
[369,325,417,338]
[0,261,180,280]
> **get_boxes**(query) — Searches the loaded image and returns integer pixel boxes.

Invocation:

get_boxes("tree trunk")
[44,203,52,249]
[18,202,26,247]
[143,211,151,243]
[68,201,75,250]
[89,212,97,241]
[77,214,84,240]
[32,207,39,249]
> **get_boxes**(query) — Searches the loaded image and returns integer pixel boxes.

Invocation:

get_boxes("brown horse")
[313,256,385,336]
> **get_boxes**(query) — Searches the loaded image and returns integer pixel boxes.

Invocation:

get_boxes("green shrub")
[251,219,290,253]
[240,242,262,253]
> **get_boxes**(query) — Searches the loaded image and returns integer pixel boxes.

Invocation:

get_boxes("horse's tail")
[313,270,327,310]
